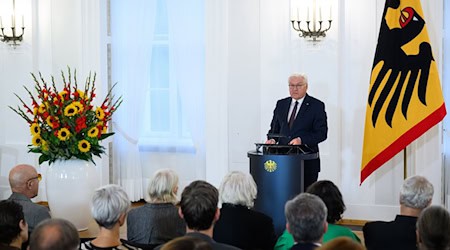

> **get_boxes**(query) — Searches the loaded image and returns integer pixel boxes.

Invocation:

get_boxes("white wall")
[0,0,446,221]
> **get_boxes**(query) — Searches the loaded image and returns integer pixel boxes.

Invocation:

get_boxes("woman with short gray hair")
[213,171,276,250]
[127,169,185,245]
[81,184,138,250]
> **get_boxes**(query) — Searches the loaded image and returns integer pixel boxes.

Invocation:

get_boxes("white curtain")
[111,0,157,201]
[166,0,206,179]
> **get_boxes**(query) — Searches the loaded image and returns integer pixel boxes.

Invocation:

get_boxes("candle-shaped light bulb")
[307,7,310,21]
[11,15,14,28]
[297,8,300,21]
[319,7,322,21]
[330,5,332,20]
[22,15,24,27]
[0,16,3,28]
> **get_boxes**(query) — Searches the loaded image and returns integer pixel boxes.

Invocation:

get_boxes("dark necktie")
[288,101,298,129]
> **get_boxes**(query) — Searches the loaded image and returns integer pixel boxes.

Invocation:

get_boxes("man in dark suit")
[363,175,434,250]
[285,193,328,250]
[7,164,51,233]
[266,73,328,190]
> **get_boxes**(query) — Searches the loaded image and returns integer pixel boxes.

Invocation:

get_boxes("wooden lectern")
[248,144,318,236]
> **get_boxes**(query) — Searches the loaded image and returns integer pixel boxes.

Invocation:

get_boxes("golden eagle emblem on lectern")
[264,160,277,172]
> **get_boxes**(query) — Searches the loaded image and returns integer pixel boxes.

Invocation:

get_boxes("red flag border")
[361,103,447,184]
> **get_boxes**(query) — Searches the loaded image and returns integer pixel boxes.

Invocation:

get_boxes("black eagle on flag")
[361,0,446,184]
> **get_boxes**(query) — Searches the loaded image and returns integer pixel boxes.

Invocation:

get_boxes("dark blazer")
[267,94,327,184]
[213,203,276,250]
[290,242,320,250]
[7,192,51,232]
[363,215,418,250]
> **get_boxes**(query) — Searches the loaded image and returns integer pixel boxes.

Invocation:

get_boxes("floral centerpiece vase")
[10,68,121,231]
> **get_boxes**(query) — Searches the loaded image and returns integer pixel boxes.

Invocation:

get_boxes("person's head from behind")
[161,236,212,250]
[285,193,328,243]
[179,180,219,231]
[9,164,41,198]
[317,237,365,250]
[306,180,345,224]
[0,200,28,246]
[400,175,434,210]
[28,218,79,250]
[288,73,308,100]
[91,184,131,229]
[219,171,257,208]
[416,205,450,250]
[147,168,179,204]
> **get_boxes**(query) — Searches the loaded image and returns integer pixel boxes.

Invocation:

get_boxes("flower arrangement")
[9,68,122,165]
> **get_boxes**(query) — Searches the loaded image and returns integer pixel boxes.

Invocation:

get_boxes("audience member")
[80,184,139,250]
[160,236,212,250]
[416,205,450,250]
[127,169,185,245]
[8,164,50,233]
[28,218,79,250]
[275,180,360,250]
[316,237,366,250]
[157,180,240,250]
[213,171,276,250]
[285,193,328,250]
[363,175,434,250]
[0,200,28,250]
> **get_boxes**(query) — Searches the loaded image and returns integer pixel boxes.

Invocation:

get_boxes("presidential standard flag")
[361,0,446,184]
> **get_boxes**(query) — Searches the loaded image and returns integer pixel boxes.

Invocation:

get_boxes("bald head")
[29,219,79,250]
[9,164,39,198]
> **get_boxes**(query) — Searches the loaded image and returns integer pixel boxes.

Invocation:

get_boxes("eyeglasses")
[289,84,306,89]
[27,173,42,183]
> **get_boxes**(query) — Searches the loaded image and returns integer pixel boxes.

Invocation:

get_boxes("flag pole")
[403,148,407,179]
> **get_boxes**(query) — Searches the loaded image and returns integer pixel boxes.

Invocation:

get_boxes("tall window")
[139,0,192,150]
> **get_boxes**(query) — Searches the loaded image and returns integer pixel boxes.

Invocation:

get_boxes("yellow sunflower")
[95,107,105,120]
[38,103,46,114]
[57,128,71,141]
[32,135,43,146]
[72,101,84,114]
[46,116,60,128]
[88,127,99,138]
[78,140,91,153]
[64,104,77,117]
[30,123,40,135]
[59,90,68,100]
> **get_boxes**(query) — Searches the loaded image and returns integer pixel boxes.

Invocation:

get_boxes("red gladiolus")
[75,116,87,132]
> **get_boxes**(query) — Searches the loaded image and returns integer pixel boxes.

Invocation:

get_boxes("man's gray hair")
[147,168,179,204]
[288,73,308,84]
[91,184,130,229]
[29,218,79,250]
[285,193,327,243]
[219,171,257,208]
[399,175,434,209]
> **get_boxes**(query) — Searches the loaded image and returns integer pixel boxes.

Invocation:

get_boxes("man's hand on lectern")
[265,139,276,144]
[288,137,301,145]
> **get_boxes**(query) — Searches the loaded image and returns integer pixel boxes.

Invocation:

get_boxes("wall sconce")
[290,0,332,42]
[0,0,25,47]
